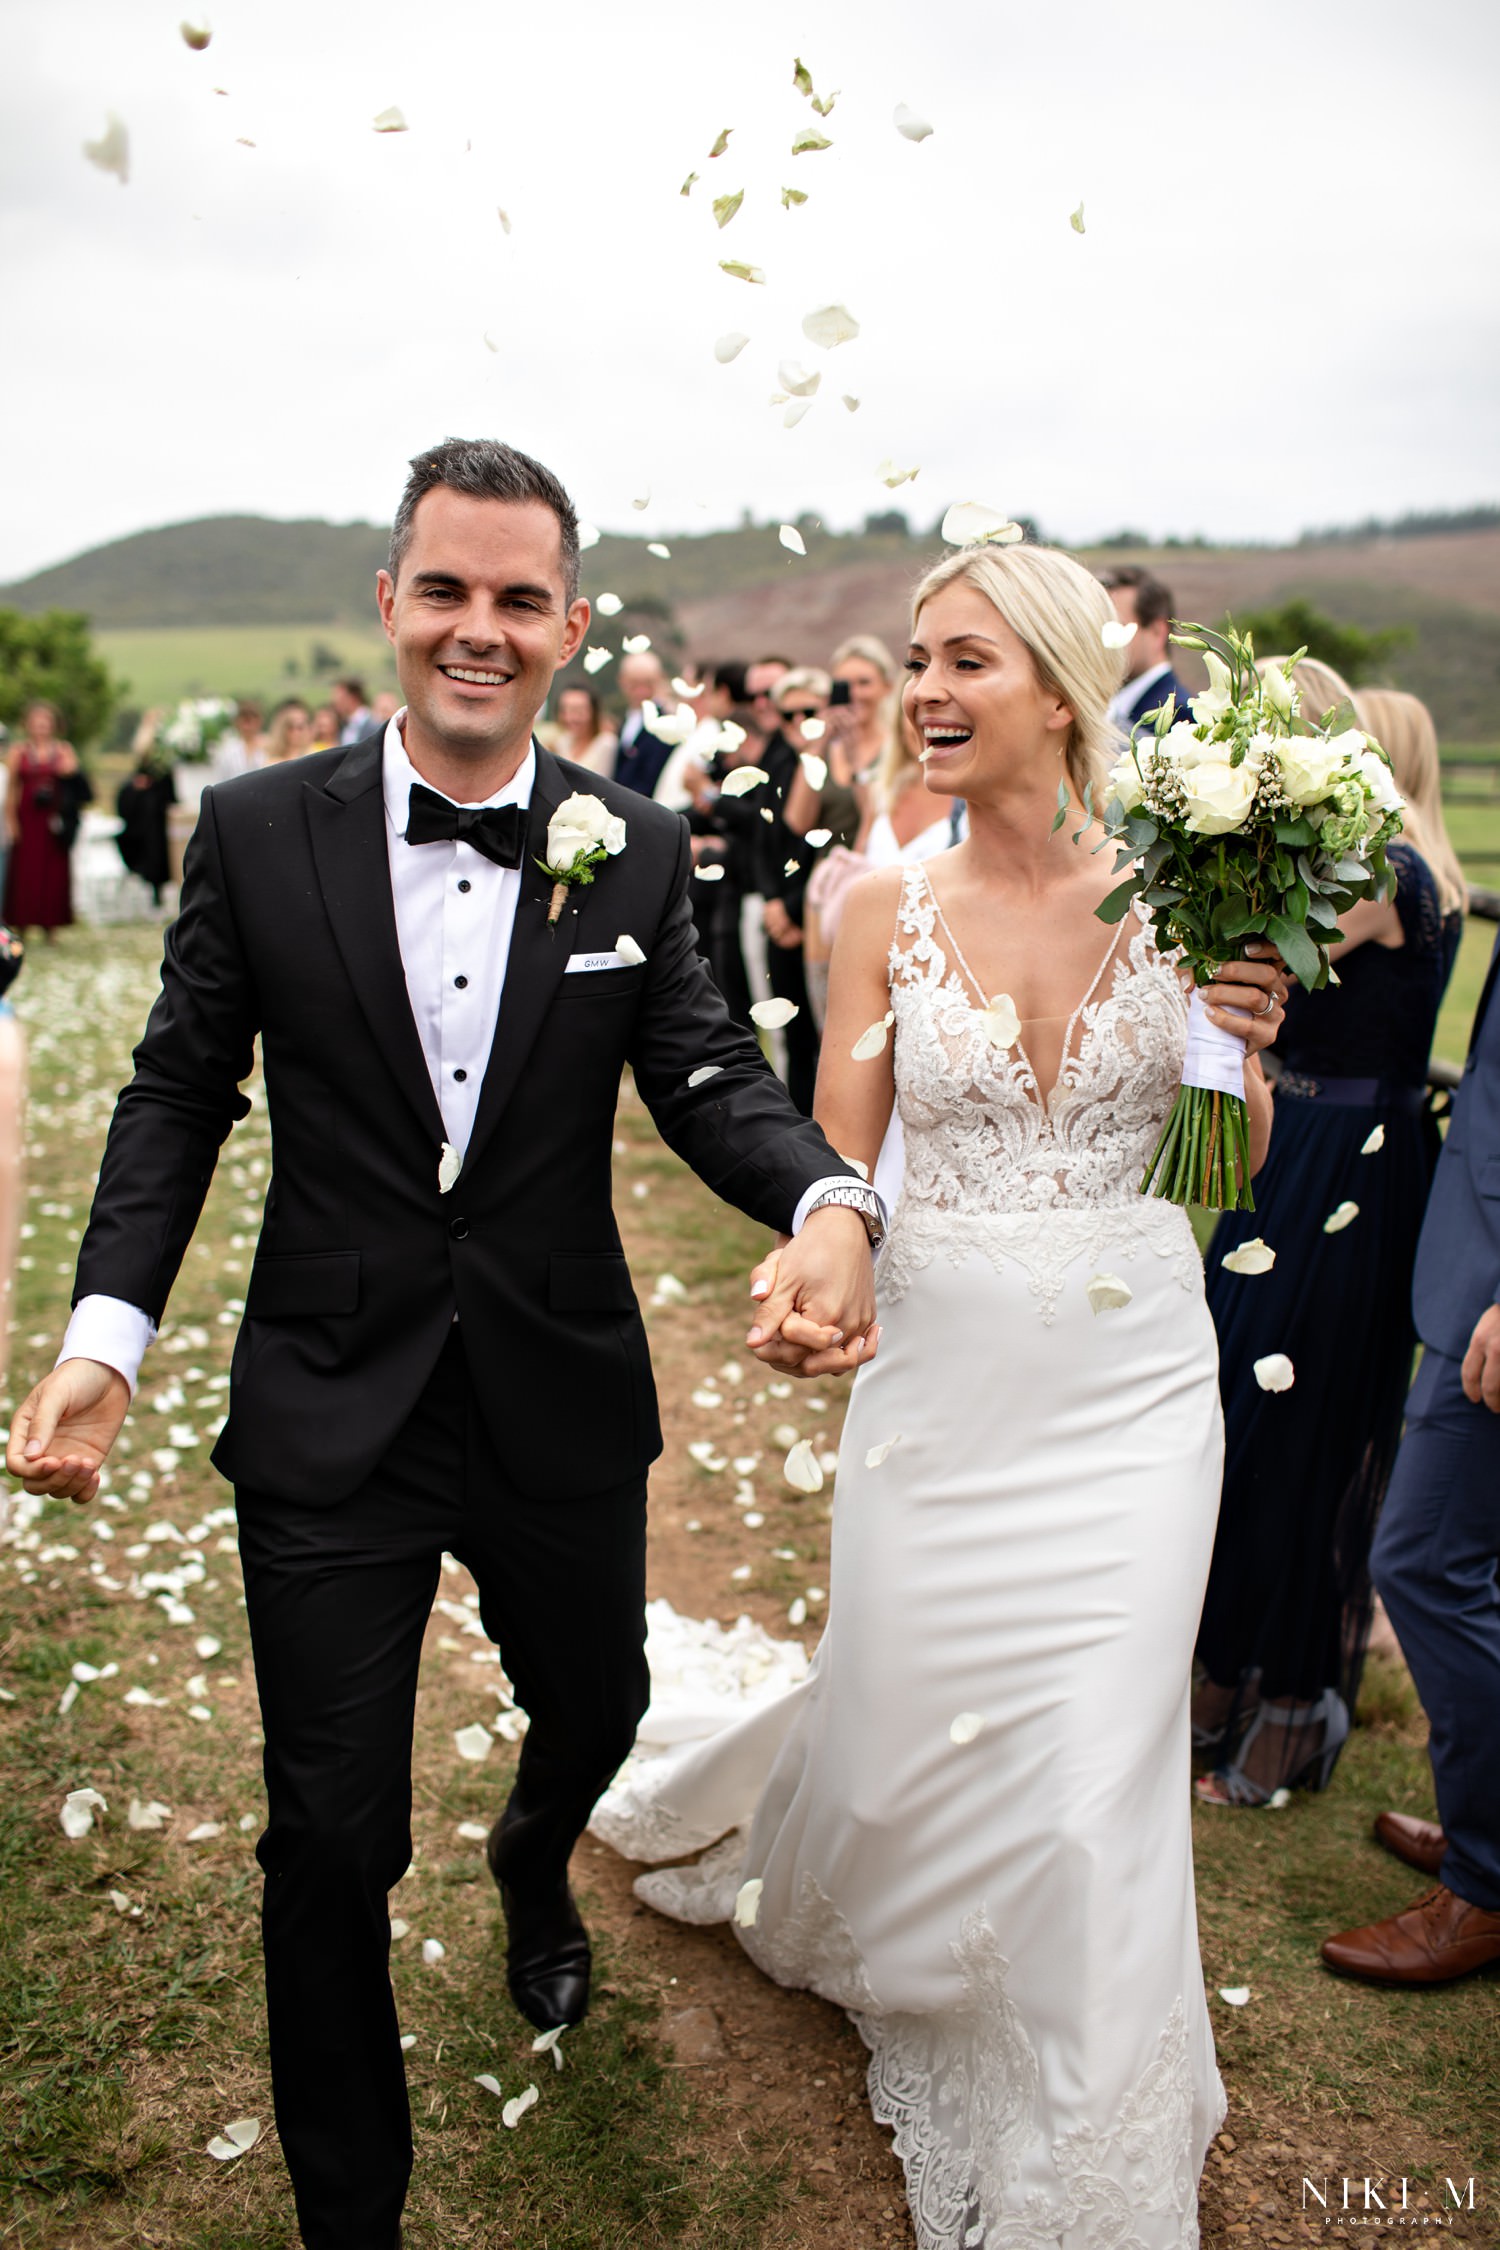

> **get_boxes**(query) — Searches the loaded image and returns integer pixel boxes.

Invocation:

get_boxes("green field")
[95,623,398,712]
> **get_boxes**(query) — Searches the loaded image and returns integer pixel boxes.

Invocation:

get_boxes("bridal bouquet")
[1097,625,1404,1210]
[158,696,238,765]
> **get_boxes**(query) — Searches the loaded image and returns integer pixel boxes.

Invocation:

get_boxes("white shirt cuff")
[58,1296,158,1396]
[791,1174,887,1237]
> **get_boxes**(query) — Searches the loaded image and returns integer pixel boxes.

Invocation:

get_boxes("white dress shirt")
[61,713,872,1391]
[1107,660,1173,736]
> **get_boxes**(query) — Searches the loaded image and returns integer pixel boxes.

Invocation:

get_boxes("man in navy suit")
[1098,566,1195,739]
[612,649,676,796]
[1322,926,1500,1986]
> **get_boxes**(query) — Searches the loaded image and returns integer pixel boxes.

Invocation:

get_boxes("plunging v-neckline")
[918,864,1125,1112]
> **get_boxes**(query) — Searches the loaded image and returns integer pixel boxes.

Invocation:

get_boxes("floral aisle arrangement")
[1097,625,1404,1210]
[147,696,238,775]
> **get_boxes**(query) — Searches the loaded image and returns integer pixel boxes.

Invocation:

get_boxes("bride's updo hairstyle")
[910,544,1125,806]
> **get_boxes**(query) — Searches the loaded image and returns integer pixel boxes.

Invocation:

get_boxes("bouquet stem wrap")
[1142,989,1254,1209]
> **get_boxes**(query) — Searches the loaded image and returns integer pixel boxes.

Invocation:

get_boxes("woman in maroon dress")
[4,701,79,938]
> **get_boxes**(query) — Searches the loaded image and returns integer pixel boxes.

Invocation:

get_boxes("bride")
[594,540,1286,2247]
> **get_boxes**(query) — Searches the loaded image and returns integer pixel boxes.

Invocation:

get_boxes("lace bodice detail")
[881,867,1202,1319]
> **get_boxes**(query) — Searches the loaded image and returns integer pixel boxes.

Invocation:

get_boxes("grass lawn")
[0,917,1495,2248]
[95,625,398,713]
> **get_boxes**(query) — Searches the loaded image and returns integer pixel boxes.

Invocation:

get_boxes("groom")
[7,438,881,2250]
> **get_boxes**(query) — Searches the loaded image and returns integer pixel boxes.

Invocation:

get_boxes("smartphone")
[828,678,852,708]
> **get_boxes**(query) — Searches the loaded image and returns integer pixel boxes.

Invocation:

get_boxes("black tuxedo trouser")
[764,939,819,1115]
[236,1328,650,2250]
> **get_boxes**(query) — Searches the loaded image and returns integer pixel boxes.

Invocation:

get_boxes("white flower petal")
[778,524,807,555]
[623,638,653,661]
[1218,1986,1251,2007]
[454,1722,493,1762]
[1324,1200,1360,1233]
[893,103,934,142]
[60,1788,108,1839]
[594,591,623,616]
[714,331,750,363]
[800,753,828,791]
[782,398,814,429]
[801,303,860,350]
[180,21,212,51]
[502,2084,540,2128]
[109,1888,133,1913]
[372,106,409,133]
[632,491,651,510]
[708,127,732,159]
[778,359,822,397]
[128,1798,172,1830]
[532,2024,566,2058]
[646,544,671,561]
[840,1155,870,1180]
[851,1011,895,1061]
[940,501,1022,547]
[877,458,920,488]
[582,646,613,674]
[1361,1124,1386,1155]
[791,127,832,154]
[687,1066,722,1088]
[949,1712,985,1745]
[438,1142,462,1195]
[694,863,725,882]
[616,934,646,966]
[1221,1238,1276,1276]
[804,828,832,848]
[456,1820,490,1842]
[1268,1787,1293,1808]
[389,1917,410,1941]
[788,1597,808,1626]
[496,207,511,234]
[719,260,766,285]
[194,1634,221,1658]
[842,394,860,412]
[1086,1272,1133,1314]
[206,2117,261,2161]
[421,1937,446,1965]
[1070,201,1085,234]
[712,189,744,229]
[865,1436,901,1468]
[782,185,808,209]
[1253,1353,1296,1392]
[733,1876,763,1927]
[83,114,130,185]
[185,1821,223,1842]
[400,2032,418,2049]
[783,1438,825,1494]
[578,523,600,549]
[475,2072,503,2095]
[978,993,1021,1050]
[750,998,799,1029]
[1101,619,1139,650]
[680,170,699,197]
[799,715,826,740]
[720,765,767,796]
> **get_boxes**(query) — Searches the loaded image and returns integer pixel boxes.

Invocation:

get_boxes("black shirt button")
[448,1215,470,1240]
[457,878,472,893]
[453,1067,467,1082]
[454,974,468,989]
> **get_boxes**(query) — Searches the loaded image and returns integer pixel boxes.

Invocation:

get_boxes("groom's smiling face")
[377,488,589,779]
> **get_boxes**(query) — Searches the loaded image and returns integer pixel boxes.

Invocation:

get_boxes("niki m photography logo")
[1301,2172,1481,2229]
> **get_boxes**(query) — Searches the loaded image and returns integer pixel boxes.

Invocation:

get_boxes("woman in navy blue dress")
[1193,682,1466,1804]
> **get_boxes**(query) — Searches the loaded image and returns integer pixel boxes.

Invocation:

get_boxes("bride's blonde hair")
[910,544,1124,806]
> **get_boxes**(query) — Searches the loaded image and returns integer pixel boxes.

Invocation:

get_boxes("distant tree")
[309,640,343,674]
[1227,598,1413,685]
[1095,528,1151,550]
[0,607,123,750]
[864,509,910,537]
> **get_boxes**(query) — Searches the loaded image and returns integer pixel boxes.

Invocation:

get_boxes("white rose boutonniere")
[538,792,627,927]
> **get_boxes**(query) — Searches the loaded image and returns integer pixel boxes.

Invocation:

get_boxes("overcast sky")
[2,0,1497,582]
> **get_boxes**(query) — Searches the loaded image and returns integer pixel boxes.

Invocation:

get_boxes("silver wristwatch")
[805,1181,888,1251]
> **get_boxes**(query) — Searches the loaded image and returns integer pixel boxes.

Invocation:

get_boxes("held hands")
[1199,941,1288,1060]
[1462,1304,1500,1414]
[5,1359,131,1505]
[746,1207,880,1379]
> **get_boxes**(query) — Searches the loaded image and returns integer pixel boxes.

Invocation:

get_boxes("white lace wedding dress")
[593,865,1227,2248]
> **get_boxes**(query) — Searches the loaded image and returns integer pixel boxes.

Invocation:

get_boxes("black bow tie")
[404,785,526,869]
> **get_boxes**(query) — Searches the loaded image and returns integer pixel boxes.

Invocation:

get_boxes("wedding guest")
[263,701,316,764]
[745,654,791,739]
[331,676,374,744]
[1194,674,1466,1804]
[3,702,81,941]
[210,698,270,782]
[781,666,865,1026]
[652,664,726,814]
[310,703,341,752]
[371,691,401,727]
[758,671,829,1106]
[0,926,24,1400]
[1322,903,1500,1987]
[613,651,675,797]
[1098,566,1195,737]
[551,684,618,777]
[698,702,769,1028]
[116,713,176,906]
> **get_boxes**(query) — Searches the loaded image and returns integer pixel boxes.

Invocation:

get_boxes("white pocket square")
[564,950,636,974]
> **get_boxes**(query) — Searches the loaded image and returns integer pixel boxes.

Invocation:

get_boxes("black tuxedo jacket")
[73,738,853,1505]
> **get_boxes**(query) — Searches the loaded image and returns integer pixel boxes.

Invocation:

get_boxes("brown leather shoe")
[1374,1810,1447,1879]
[1322,1885,1500,1986]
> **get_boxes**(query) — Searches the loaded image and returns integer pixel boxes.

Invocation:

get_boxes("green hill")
[1,516,394,628]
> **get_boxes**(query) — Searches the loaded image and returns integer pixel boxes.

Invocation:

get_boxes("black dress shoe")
[486,1817,592,2030]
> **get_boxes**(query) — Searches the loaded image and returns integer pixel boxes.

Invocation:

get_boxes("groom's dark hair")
[390,438,582,604]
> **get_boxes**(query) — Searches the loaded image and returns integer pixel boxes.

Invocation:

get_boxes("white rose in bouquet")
[1180,757,1258,835]
[1107,747,1149,813]
[1357,746,1404,815]
[1260,665,1297,721]
[1189,650,1235,727]
[1277,736,1351,807]
[546,793,627,867]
